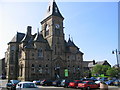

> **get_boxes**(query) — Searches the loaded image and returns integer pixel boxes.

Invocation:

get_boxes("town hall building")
[5,0,84,81]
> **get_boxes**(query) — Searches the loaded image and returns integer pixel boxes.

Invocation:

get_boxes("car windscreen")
[12,80,20,84]
[23,83,37,88]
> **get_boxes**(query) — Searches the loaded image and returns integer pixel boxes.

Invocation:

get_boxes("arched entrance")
[53,57,65,79]
[54,66,60,79]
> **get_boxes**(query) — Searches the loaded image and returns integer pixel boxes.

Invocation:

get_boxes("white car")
[16,81,39,90]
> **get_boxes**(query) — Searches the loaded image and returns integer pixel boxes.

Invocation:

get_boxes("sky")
[0,0,119,66]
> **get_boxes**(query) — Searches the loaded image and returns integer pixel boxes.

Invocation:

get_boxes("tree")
[106,67,119,77]
[102,65,110,75]
[92,64,110,76]
[92,64,103,76]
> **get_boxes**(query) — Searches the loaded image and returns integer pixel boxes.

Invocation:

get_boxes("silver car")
[16,81,39,90]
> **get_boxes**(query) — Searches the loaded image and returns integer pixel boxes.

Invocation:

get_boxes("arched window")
[31,64,35,73]
[38,48,43,57]
[38,65,42,74]
[45,25,49,36]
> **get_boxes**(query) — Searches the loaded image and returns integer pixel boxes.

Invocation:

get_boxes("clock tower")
[41,0,65,57]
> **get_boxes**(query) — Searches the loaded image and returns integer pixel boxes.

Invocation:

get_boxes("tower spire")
[41,0,64,23]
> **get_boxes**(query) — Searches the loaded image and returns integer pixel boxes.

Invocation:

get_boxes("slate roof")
[9,32,25,43]
[34,31,47,43]
[88,60,111,67]
[67,38,78,48]
[42,0,64,22]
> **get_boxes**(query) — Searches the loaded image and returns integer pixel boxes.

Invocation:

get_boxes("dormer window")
[48,6,50,12]
[38,48,43,57]
[55,7,58,13]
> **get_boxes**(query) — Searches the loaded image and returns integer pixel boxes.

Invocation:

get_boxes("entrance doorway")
[54,67,60,79]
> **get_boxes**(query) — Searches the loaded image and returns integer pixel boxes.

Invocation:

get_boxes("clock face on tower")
[55,24,60,29]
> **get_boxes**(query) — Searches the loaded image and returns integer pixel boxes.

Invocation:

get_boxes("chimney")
[93,60,95,65]
[27,26,32,35]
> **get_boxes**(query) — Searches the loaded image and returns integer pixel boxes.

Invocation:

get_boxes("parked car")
[0,74,6,79]
[77,81,99,89]
[99,77,108,81]
[61,79,74,88]
[68,80,82,88]
[16,81,38,90]
[52,79,62,87]
[81,78,93,81]
[90,77,98,81]
[6,80,21,90]
[40,79,53,86]
[113,79,120,86]
[105,80,115,85]
[33,80,41,85]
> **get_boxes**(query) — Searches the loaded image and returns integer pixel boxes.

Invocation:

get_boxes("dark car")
[81,78,93,81]
[61,79,74,88]
[33,80,41,85]
[6,80,21,90]
[90,77,98,81]
[99,77,108,81]
[113,79,120,86]
[105,80,115,85]
[40,79,53,86]
[52,79,62,87]
[0,75,6,79]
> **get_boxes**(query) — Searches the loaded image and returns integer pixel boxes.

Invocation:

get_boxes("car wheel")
[76,86,79,89]
[87,86,90,90]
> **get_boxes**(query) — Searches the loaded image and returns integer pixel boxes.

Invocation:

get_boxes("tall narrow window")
[20,64,23,77]
[31,64,35,73]
[38,48,43,57]
[45,25,49,36]
[39,65,42,74]
[55,45,56,54]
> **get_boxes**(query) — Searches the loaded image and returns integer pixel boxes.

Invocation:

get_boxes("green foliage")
[91,64,119,78]
[106,67,119,77]
[92,64,110,76]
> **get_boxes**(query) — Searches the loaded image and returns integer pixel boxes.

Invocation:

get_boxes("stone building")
[5,0,84,81]
[0,58,6,76]
[83,60,111,77]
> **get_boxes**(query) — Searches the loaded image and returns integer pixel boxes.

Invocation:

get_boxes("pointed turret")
[34,29,47,43]
[41,0,64,23]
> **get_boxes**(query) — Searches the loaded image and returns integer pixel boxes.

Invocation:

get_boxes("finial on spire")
[53,0,55,2]
[37,28,39,33]
[71,37,73,42]
[69,34,70,39]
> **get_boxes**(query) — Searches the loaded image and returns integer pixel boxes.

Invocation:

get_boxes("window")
[45,25,49,36]
[38,48,43,57]
[20,64,23,77]
[55,7,58,13]
[55,29,60,36]
[10,52,14,63]
[48,6,50,12]
[38,65,42,74]
[31,64,35,73]
[11,45,15,51]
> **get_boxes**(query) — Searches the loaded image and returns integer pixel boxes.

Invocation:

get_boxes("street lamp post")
[112,49,120,68]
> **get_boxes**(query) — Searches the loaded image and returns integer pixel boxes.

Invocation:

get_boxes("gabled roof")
[67,38,78,48]
[42,0,64,22]
[9,32,25,43]
[88,60,111,67]
[34,31,47,43]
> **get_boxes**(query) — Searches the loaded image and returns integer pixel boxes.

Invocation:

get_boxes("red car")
[68,80,82,88]
[77,81,99,89]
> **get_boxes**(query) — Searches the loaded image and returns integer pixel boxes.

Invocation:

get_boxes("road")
[0,79,120,90]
